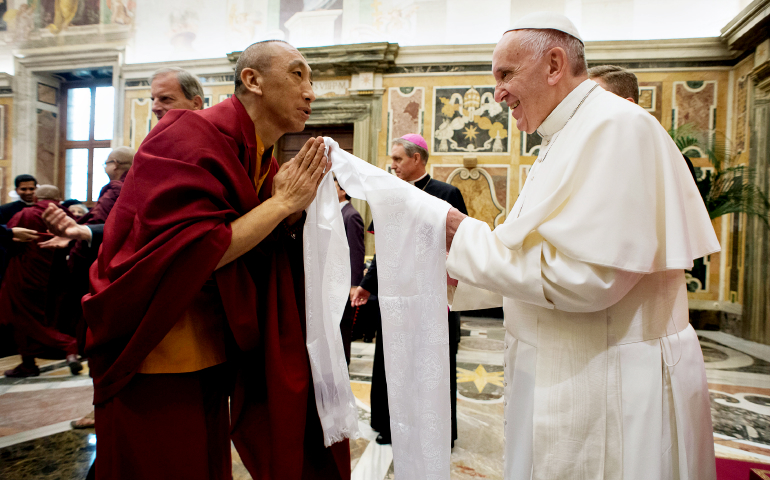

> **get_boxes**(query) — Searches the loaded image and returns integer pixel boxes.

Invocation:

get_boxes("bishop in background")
[445,12,719,480]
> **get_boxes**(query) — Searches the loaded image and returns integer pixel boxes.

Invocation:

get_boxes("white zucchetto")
[507,11,584,43]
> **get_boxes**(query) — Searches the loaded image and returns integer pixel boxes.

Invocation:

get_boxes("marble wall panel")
[673,80,717,156]
[520,131,542,157]
[0,166,5,205]
[432,165,508,229]
[432,86,510,155]
[0,104,6,160]
[638,81,662,122]
[736,75,748,154]
[387,87,424,155]
[35,109,56,186]
[685,166,717,293]
[129,98,152,150]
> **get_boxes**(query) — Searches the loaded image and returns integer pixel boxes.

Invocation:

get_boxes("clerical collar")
[410,172,429,187]
[339,200,349,209]
[536,79,598,140]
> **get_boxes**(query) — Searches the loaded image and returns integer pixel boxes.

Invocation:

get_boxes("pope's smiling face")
[492,31,555,135]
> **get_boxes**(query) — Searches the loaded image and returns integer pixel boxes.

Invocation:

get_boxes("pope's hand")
[272,136,329,215]
[351,286,370,307]
[11,227,39,242]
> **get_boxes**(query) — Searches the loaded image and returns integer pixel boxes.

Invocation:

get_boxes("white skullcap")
[506,12,583,44]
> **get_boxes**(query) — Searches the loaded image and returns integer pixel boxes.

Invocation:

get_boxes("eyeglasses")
[104,160,116,166]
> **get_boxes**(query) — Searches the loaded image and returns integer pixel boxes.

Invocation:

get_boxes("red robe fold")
[0,200,77,357]
[82,96,349,479]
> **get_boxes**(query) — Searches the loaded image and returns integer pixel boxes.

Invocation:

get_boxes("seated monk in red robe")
[82,40,349,480]
[0,185,81,377]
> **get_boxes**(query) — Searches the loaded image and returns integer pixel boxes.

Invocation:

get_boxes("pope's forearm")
[216,197,293,270]
[447,217,552,309]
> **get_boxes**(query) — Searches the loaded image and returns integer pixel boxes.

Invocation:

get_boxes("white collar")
[408,172,429,186]
[339,200,349,209]
[536,79,597,140]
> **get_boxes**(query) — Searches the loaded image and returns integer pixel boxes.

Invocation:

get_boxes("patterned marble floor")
[0,320,768,479]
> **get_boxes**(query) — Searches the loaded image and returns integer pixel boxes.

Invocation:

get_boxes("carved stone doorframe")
[744,58,770,345]
[12,47,124,183]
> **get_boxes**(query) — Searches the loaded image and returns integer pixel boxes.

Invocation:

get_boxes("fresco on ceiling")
[0,0,135,42]
[0,1,746,64]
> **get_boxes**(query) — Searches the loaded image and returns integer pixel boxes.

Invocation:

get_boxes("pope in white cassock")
[445,13,720,480]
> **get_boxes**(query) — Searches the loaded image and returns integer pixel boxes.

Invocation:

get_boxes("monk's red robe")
[0,200,77,358]
[57,172,127,353]
[83,96,349,480]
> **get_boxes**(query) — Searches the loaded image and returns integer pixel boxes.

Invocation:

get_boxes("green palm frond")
[669,123,770,228]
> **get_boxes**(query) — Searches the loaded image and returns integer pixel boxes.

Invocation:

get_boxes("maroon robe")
[0,200,77,358]
[82,96,349,480]
[59,172,126,351]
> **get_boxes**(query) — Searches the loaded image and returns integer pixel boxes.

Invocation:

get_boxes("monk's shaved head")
[109,146,135,170]
[234,40,292,94]
[35,184,60,201]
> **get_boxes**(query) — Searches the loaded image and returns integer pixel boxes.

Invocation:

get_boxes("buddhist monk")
[0,185,82,377]
[41,147,135,355]
[81,40,347,480]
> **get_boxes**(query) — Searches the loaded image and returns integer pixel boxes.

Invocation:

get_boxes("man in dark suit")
[334,177,364,365]
[0,175,37,282]
[351,133,467,446]
[0,174,37,224]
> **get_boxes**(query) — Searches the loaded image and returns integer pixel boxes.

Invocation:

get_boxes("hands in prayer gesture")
[273,136,329,219]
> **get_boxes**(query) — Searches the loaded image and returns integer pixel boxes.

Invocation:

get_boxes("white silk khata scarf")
[302,137,452,480]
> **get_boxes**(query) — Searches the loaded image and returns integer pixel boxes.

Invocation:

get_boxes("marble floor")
[0,319,769,479]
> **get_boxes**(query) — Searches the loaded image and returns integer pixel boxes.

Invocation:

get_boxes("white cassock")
[447,79,720,480]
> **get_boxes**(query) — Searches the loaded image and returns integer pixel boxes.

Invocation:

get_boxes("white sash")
[303,137,452,480]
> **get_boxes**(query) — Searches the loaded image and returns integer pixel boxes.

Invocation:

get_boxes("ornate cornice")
[228,42,399,76]
[721,0,770,51]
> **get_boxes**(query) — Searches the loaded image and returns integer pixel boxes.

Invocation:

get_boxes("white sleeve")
[447,217,643,313]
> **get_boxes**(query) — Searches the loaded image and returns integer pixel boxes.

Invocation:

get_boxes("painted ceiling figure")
[47,0,78,34]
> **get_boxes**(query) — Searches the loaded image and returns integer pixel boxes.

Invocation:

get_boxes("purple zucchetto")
[399,134,429,151]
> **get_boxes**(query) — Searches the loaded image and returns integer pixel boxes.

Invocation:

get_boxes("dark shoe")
[4,363,40,377]
[375,433,391,445]
[67,354,83,375]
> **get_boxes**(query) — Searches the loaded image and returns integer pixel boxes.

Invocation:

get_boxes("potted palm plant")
[669,123,770,227]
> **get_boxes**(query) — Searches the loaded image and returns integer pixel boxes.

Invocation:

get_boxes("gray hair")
[392,138,429,165]
[149,67,204,101]
[516,29,587,76]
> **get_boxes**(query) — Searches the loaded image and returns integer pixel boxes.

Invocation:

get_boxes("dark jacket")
[341,202,365,286]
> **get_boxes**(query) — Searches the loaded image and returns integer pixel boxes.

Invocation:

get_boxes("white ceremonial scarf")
[303,137,452,480]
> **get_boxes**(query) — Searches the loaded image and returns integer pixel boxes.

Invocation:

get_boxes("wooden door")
[276,124,354,165]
